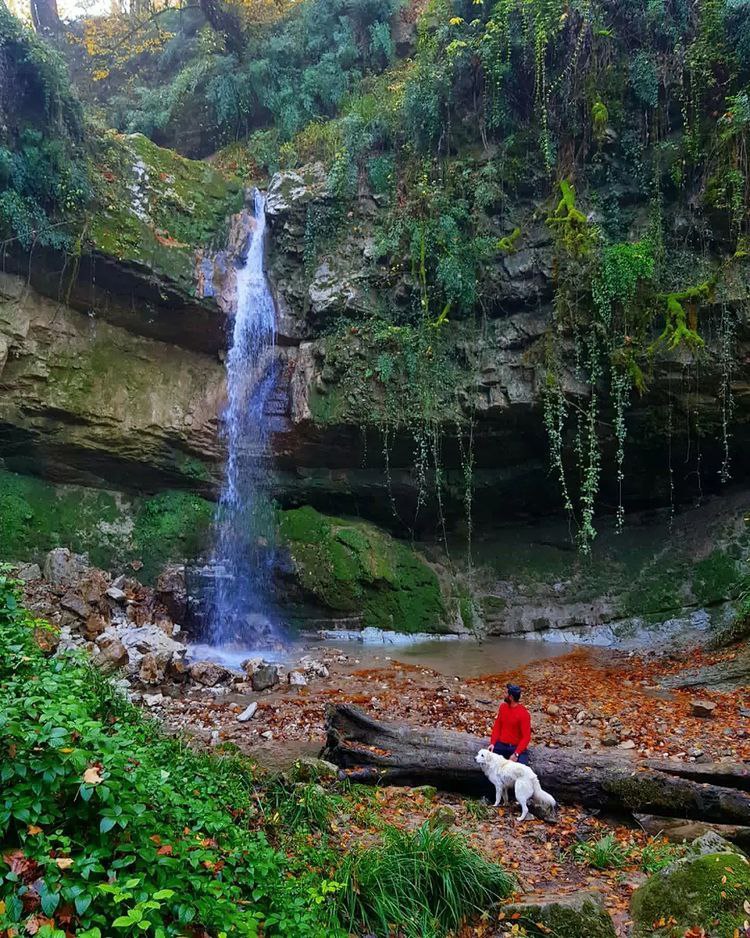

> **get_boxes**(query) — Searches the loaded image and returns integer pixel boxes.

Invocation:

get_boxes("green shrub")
[334,821,514,938]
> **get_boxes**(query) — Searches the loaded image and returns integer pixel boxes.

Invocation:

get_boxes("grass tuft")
[334,821,514,938]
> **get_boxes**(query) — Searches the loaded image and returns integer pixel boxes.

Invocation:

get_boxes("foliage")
[571,833,631,870]
[0,1,90,248]
[0,573,343,937]
[78,0,401,155]
[334,821,514,938]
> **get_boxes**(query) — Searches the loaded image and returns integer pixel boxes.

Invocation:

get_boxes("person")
[488,683,531,765]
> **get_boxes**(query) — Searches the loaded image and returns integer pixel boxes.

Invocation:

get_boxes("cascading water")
[207,188,281,651]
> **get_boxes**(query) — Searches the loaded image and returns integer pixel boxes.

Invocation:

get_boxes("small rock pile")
[16,550,335,711]
[19,548,190,685]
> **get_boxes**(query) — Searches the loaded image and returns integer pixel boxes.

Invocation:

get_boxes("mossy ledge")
[278,505,449,633]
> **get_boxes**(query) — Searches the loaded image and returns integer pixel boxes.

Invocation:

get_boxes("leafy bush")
[0,3,90,248]
[334,821,514,938]
[0,572,340,937]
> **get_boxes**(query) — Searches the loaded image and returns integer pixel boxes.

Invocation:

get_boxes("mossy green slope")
[278,505,448,633]
[0,469,212,581]
[631,851,750,937]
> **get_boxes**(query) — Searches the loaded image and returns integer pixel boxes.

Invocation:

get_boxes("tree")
[29,0,61,35]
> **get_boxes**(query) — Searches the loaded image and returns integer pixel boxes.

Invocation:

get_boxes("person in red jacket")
[488,683,531,765]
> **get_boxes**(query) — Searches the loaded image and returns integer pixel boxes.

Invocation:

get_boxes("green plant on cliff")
[0,2,90,248]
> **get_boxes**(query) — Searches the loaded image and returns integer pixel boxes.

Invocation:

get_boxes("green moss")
[131,491,214,582]
[506,897,616,937]
[278,506,448,633]
[605,776,694,814]
[691,549,741,606]
[631,852,750,937]
[0,470,213,581]
[87,132,243,293]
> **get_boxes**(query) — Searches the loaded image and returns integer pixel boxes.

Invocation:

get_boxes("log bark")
[323,704,750,825]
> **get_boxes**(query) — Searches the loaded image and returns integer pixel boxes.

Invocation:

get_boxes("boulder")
[500,891,616,938]
[119,626,187,671]
[299,655,329,679]
[138,653,161,685]
[84,613,107,640]
[15,563,41,582]
[252,664,280,692]
[43,548,88,587]
[288,670,307,686]
[631,835,750,937]
[190,659,231,687]
[60,592,90,620]
[106,586,127,603]
[155,564,187,623]
[93,637,129,673]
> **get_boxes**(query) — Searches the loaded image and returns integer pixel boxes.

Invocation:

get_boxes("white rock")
[143,693,164,707]
[106,586,127,602]
[261,730,273,740]
[237,702,258,722]
[288,671,308,686]
[618,739,636,750]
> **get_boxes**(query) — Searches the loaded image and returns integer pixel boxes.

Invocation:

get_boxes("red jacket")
[489,702,531,755]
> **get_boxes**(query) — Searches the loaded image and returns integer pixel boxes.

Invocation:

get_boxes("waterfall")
[208,188,280,649]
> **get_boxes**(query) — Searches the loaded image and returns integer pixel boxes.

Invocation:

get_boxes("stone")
[143,693,164,708]
[252,664,280,692]
[601,734,619,747]
[236,702,258,722]
[155,564,187,622]
[139,653,161,685]
[502,891,616,938]
[242,656,264,677]
[15,563,41,582]
[631,836,750,937]
[106,586,127,603]
[618,739,636,750]
[84,613,107,640]
[546,703,560,715]
[43,548,88,586]
[290,757,339,782]
[119,626,187,671]
[93,638,128,673]
[299,655,329,679]
[190,660,230,687]
[288,670,307,686]
[690,699,717,718]
[167,657,190,681]
[60,592,89,620]
[261,730,273,740]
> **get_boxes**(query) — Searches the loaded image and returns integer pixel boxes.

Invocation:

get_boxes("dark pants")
[491,742,529,765]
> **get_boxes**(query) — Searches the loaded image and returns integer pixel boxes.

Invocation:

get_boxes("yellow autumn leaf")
[59,747,74,754]
[449,16,463,24]
[55,857,74,869]
[27,825,42,835]
[83,765,103,785]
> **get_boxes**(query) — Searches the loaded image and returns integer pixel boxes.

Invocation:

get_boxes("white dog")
[475,748,557,822]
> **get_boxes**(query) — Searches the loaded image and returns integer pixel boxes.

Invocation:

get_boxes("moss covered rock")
[631,840,750,937]
[278,506,448,633]
[88,132,243,295]
[501,891,616,937]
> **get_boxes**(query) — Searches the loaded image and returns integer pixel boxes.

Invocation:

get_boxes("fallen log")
[323,704,750,825]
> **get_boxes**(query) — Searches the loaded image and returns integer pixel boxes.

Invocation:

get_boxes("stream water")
[208,189,280,648]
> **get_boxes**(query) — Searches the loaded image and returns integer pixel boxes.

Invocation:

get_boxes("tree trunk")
[29,0,61,36]
[198,0,244,55]
[323,704,750,825]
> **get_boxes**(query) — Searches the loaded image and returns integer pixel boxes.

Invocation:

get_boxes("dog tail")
[531,778,557,815]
